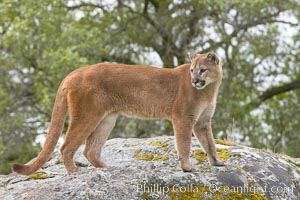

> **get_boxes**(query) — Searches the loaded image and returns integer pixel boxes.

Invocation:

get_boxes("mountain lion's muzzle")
[192,78,206,89]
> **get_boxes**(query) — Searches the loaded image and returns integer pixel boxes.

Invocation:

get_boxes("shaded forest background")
[0,0,299,174]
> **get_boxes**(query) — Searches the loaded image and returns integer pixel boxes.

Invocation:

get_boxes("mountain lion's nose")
[192,78,200,84]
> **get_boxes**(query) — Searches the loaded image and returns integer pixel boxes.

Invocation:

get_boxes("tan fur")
[12,52,225,175]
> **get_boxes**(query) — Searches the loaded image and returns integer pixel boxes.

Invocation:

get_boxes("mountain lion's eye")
[190,69,194,73]
[200,69,207,74]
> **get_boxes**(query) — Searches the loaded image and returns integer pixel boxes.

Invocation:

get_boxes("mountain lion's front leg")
[193,120,226,166]
[172,118,197,172]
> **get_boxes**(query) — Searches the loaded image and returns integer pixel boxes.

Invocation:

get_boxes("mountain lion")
[12,52,225,175]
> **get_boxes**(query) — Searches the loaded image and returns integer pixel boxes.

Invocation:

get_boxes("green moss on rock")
[277,153,300,172]
[137,154,155,161]
[134,148,142,154]
[142,192,150,200]
[123,143,137,147]
[215,139,236,146]
[217,148,231,160]
[137,153,170,161]
[135,140,171,161]
[29,171,54,180]
[199,167,213,173]
[192,149,207,163]
[162,154,170,161]
[146,140,169,151]
[192,148,235,164]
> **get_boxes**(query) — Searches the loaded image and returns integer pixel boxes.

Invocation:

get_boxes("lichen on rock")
[214,139,237,146]
[29,171,54,180]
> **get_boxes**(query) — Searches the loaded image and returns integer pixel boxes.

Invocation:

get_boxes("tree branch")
[61,1,108,13]
[268,20,298,26]
[247,79,300,110]
[259,79,300,102]
[204,10,289,52]
[143,0,149,14]
[116,1,179,67]
[149,0,159,11]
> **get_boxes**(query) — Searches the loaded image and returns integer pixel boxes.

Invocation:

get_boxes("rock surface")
[0,136,299,200]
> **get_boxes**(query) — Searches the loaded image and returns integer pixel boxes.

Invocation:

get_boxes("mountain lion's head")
[188,52,222,90]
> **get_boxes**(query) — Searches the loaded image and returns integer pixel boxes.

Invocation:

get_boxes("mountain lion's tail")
[12,86,68,175]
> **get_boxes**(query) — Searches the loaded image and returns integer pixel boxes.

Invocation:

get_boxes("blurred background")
[0,0,299,174]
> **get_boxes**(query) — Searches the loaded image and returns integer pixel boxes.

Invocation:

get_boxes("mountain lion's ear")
[206,52,219,65]
[188,52,197,63]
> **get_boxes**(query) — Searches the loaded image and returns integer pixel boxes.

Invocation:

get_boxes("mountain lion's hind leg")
[83,114,118,168]
[60,114,104,175]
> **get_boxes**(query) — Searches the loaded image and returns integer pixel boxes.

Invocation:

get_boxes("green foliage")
[0,0,300,174]
[0,138,40,174]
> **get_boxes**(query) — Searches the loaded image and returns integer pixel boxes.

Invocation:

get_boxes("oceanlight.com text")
[136,183,295,195]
